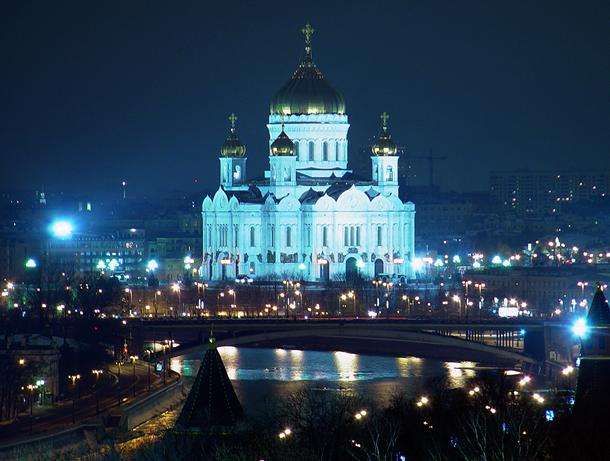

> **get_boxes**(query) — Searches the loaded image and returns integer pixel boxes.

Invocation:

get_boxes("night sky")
[2,1,608,195]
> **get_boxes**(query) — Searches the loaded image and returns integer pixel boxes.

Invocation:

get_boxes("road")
[0,361,176,446]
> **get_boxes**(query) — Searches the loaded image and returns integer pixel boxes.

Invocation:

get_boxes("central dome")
[270,24,345,116]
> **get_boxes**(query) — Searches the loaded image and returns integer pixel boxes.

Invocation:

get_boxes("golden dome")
[270,125,295,156]
[269,23,345,116]
[371,112,398,156]
[220,113,246,158]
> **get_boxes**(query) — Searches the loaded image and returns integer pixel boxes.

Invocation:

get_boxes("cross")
[380,112,389,128]
[301,22,315,45]
[228,113,237,129]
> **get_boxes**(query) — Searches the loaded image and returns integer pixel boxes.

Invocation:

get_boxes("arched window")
[386,166,394,181]
[308,141,315,161]
[335,141,340,160]
[377,226,383,246]
[349,226,355,246]
[322,141,328,161]
[286,227,292,247]
[234,225,239,246]
[356,227,361,246]
[322,226,328,247]
[344,227,349,246]
[250,226,256,247]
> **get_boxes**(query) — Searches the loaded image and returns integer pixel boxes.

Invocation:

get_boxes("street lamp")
[146,259,159,272]
[171,283,181,316]
[25,258,37,269]
[228,289,236,317]
[92,369,103,414]
[50,220,74,239]
[129,355,139,397]
[577,281,588,296]
[68,374,81,423]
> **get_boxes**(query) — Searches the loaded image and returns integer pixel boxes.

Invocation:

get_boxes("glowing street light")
[25,258,37,269]
[146,259,159,272]
[50,220,73,239]
[571,318,588,338]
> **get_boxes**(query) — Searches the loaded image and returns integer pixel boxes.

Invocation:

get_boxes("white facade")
[201,26,415,283]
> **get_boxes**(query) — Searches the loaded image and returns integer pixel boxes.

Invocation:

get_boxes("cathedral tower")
[219,113,247,189]
[269,124,297,197]
[267,23,350,177]
[371,112,400,196]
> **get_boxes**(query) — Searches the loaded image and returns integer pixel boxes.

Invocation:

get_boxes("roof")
[587,285,610,326]
[224,186,265,204]
[175,339,243,431]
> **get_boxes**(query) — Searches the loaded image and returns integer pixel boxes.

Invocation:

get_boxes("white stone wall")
[202,186,415,282]
[267,114,350,172]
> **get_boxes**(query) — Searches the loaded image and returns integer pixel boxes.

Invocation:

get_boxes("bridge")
[137,318,567,369]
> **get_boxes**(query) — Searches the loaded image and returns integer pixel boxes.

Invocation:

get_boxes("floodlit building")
[201,24,415,282]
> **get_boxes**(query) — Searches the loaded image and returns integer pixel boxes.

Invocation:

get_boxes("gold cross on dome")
[380,112,389,129]
[228,113,237,128]
[302,22,315,45]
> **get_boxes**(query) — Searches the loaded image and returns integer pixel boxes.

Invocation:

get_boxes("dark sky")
[1,1,608,195]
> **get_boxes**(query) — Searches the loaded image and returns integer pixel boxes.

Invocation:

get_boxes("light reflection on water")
[172,347,480,385]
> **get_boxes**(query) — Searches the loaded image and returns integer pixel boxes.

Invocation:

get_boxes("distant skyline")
[1,1,608,195]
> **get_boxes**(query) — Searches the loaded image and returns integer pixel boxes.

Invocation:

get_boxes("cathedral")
[201,24,415,283]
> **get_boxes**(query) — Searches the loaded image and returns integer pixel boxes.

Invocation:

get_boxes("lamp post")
[228,289,236,318]
[340,293,347,317]
[129,355,139,397]
[124,288,133,315]
[577,281,588,296]
[115,360,123,405]
[347,290,356,318]
[92,369,103,414]
[218,291,225,317]
[171,283,181,317]
[68,374,81,423]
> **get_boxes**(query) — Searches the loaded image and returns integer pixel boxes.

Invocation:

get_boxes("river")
[170,347,496,410]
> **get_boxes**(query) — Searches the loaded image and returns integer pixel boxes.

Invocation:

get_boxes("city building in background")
[490,169,609,215]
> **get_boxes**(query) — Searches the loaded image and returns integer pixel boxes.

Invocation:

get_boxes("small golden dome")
[220,113,246,158]
[270,125,295,156]
[371,112,398,156]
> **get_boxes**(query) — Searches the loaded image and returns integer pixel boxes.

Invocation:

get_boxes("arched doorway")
[374,259,384,277]
[319,263,329,282]
[345,257,358,283]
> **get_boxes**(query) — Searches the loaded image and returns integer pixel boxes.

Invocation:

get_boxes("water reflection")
[172,347,482,387]
[333,351,358,381]
[396,356,423,378]
[445,361,477,387]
